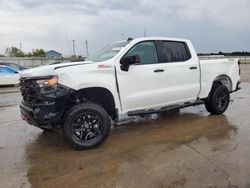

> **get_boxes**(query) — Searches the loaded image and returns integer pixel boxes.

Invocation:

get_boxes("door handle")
[154,69,164,73]
[189,66,197,70]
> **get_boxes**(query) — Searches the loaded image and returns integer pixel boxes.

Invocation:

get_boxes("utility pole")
[85,40,89,57]
[143,27,146,37]
[72,40,75,56]
[19,43,22,50]
[122,33,124,40]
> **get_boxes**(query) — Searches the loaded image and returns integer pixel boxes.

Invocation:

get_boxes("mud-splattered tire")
[63,103,111,150]
[205,85,230,115]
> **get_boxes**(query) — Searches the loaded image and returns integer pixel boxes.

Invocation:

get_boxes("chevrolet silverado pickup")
[19,37,241,149]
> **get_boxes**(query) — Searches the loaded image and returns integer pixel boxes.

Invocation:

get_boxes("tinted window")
[158,41,191,62]
[125,41,158,64]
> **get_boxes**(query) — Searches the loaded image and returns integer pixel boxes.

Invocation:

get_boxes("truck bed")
[198,58,240,98]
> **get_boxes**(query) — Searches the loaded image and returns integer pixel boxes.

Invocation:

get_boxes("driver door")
[116,41,168,112]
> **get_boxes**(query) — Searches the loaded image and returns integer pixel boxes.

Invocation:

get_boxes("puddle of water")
[1,82,250,187]
[23,110,238,188]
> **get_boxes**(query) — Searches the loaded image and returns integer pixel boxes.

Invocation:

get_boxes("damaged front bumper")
[19,77,73,129]
[20,99,65,129]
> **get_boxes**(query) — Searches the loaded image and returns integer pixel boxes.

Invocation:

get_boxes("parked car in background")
[0,62,27,71]
[0,65,20,86]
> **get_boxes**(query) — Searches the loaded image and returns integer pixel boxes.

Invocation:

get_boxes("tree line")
[198,51,250,56]
[3,46,46,57]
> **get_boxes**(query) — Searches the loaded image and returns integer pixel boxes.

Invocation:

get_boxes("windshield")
[86,41,130,62]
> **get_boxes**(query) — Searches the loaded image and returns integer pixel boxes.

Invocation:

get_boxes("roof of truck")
[116,37,190,43]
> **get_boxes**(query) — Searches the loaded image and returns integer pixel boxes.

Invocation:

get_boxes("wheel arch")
[69,87,118,121]
[213,74,233,92]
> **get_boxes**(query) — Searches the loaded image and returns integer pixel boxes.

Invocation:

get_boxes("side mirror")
[120,55,140,71]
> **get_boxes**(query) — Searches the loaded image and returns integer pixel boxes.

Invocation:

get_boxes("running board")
[127,100,204,116]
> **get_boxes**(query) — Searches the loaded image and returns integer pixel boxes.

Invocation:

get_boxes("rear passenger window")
[159,41,191,62]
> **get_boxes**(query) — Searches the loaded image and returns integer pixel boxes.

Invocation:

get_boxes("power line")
[65,35,73,55]
[72,40,76,56]
[85,40,89,57]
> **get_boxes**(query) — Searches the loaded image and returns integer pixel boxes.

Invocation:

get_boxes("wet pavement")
[0,86,20,94]
[1,81,250,188]
[240,64,250,82]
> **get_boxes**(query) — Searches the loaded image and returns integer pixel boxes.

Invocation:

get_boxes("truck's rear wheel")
[205,85,230,115]
[63,103,111,149]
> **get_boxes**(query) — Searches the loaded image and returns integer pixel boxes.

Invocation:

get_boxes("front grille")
[19,78,41,106]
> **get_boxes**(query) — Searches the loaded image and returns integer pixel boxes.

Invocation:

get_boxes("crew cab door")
[155,40,200,104]
[116,41,168,112]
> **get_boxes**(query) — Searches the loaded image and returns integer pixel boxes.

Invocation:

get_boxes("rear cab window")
[156,41,191,63]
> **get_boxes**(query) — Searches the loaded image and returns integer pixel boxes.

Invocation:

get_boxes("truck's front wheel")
[63,103,111,149]
[205,85,230,115]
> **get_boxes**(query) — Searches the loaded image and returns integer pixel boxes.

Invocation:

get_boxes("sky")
[0,0,249,56]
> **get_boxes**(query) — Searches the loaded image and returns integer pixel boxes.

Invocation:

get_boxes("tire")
[63,102,111,150]
[205,85,230,115]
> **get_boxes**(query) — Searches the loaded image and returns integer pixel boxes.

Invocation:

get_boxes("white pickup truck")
[19,37,241,149]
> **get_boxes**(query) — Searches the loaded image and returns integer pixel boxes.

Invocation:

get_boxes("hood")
[20,61,92,78]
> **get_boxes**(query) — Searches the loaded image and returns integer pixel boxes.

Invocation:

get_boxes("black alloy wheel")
[72,112,102,144]
[205,85,230,115]
[63,103,111,149]
[215,90,228,111]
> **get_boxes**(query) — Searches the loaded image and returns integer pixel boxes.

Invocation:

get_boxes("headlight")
[36,76,58,88]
